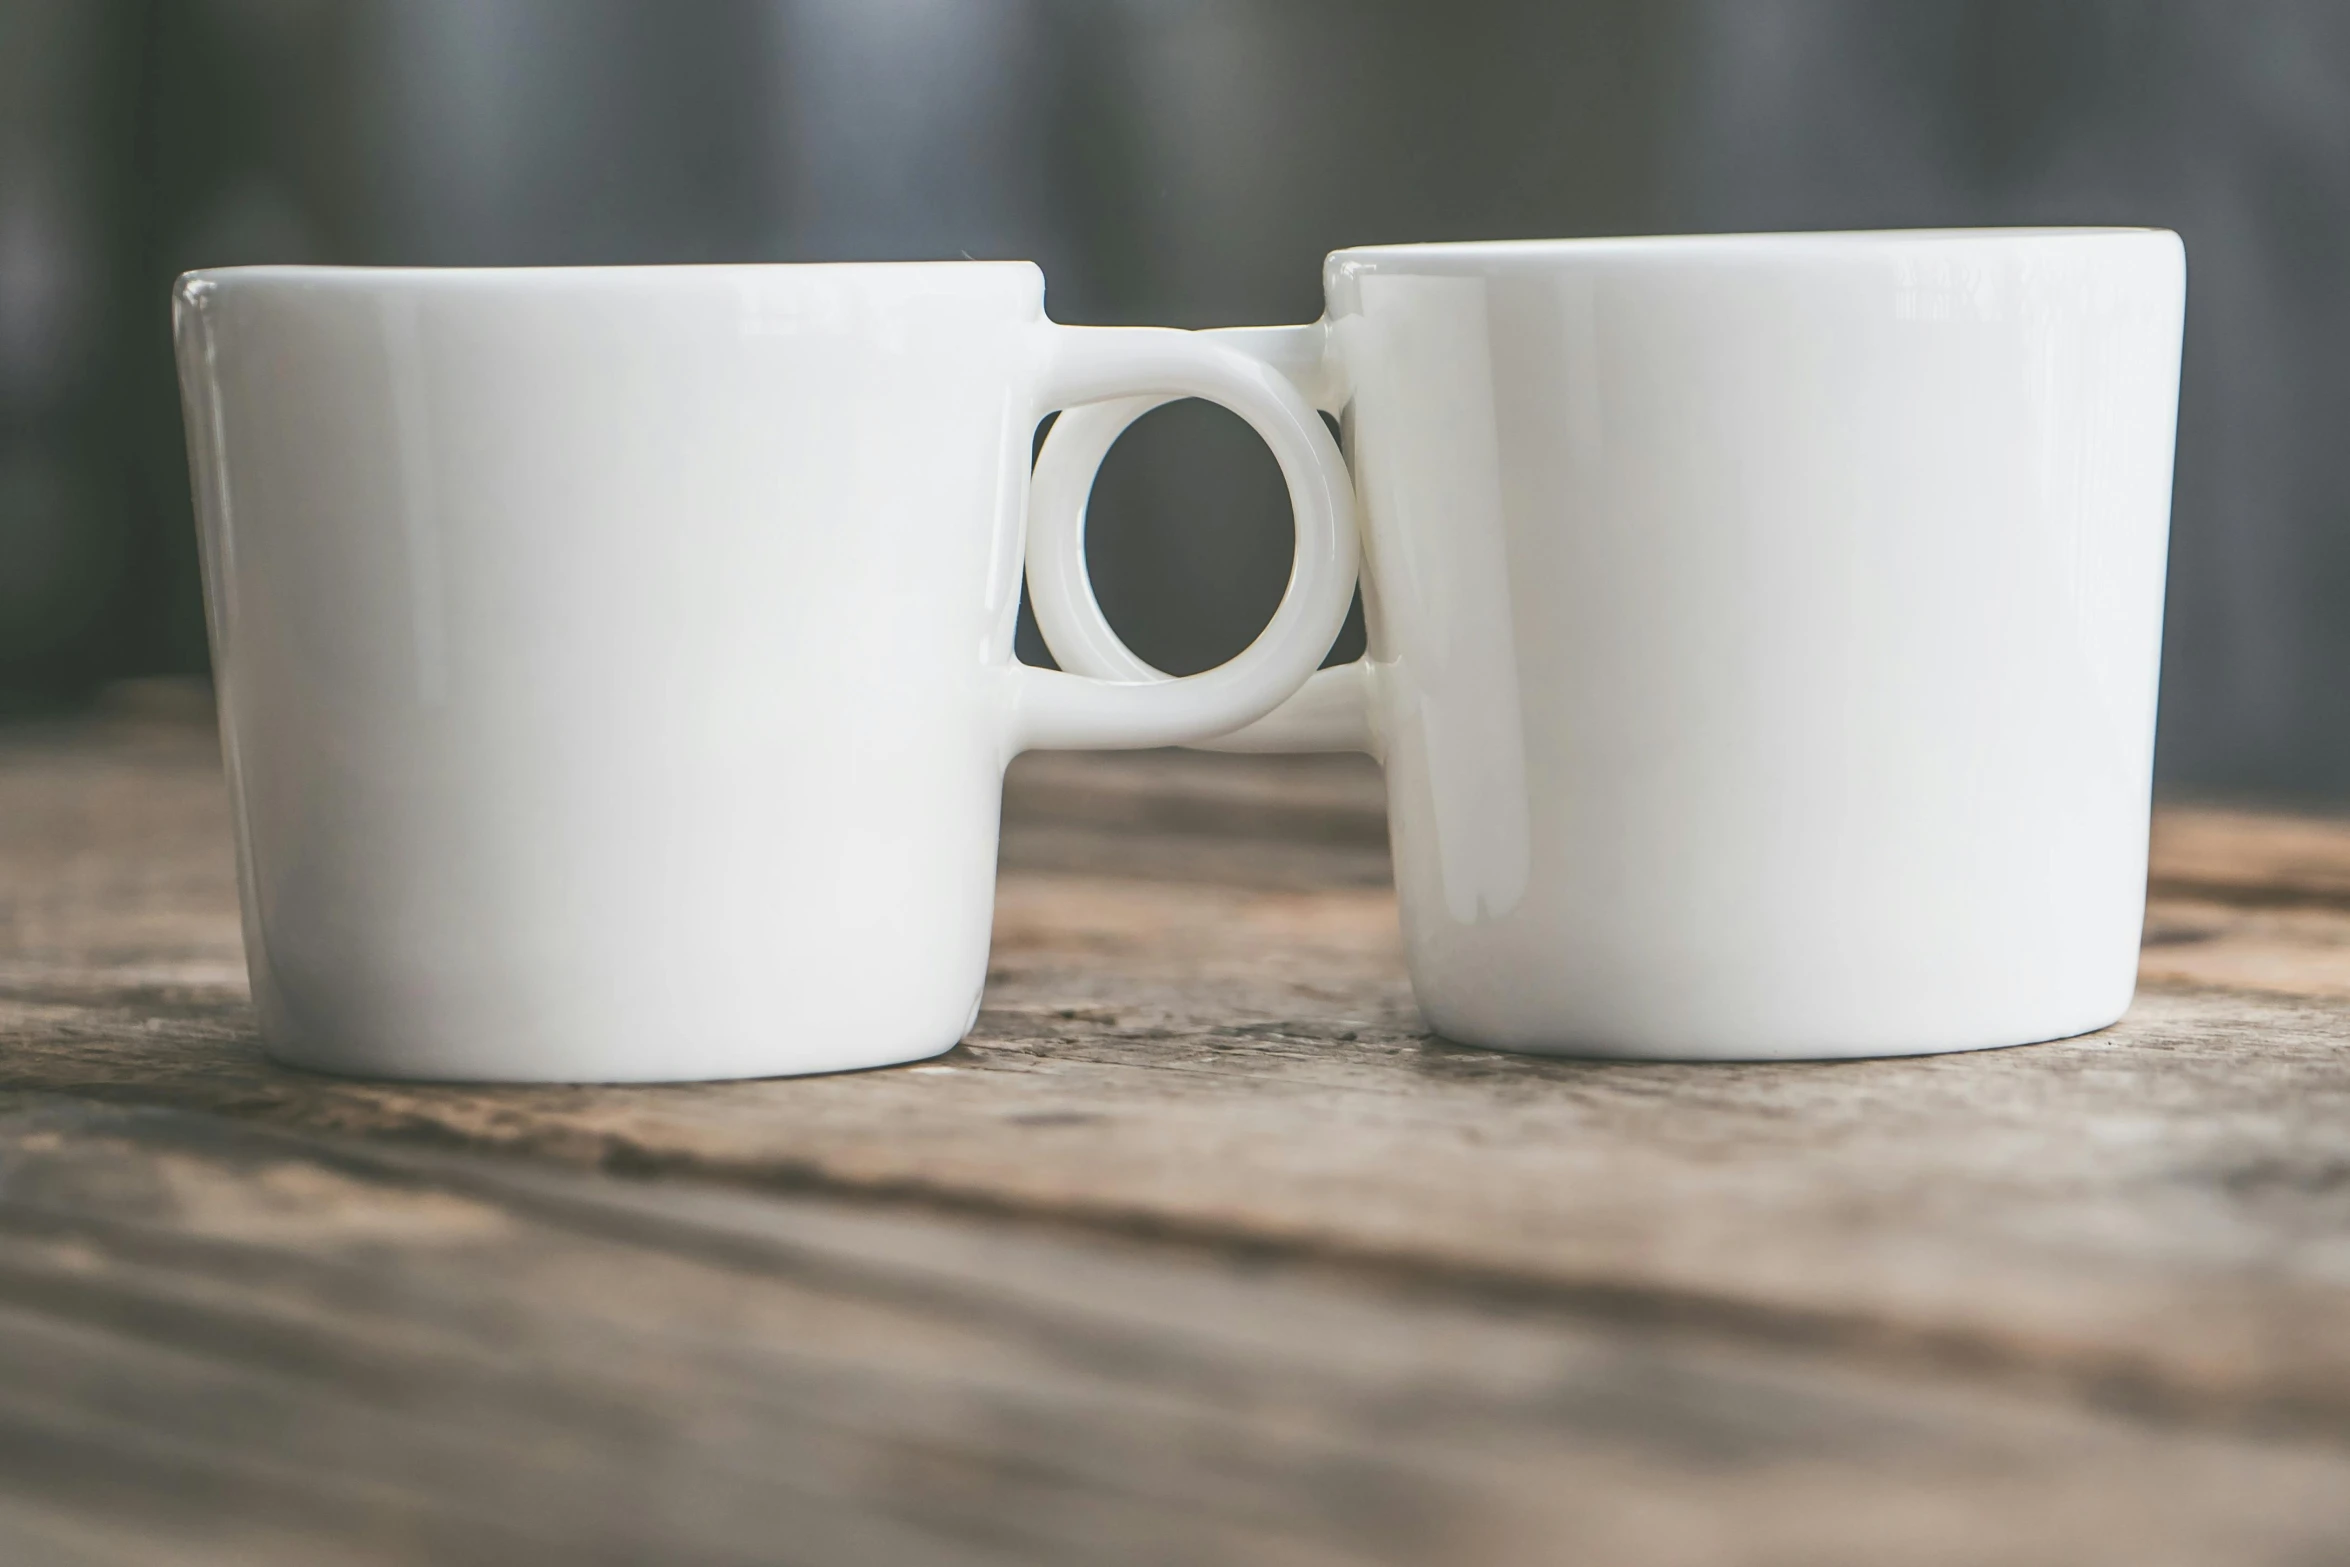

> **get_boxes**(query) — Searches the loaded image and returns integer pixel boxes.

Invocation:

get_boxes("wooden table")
[2,681,2348,1566]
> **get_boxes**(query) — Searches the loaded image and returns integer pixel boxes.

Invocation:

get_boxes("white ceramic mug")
[1031,229,2186,1060]
[174,262,1356,1082]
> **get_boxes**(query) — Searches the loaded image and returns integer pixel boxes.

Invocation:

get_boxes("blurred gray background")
[3,0,2345,799]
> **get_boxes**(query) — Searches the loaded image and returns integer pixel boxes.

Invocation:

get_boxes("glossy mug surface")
[175,262,1356,1081]
[1030,229,2186,1060]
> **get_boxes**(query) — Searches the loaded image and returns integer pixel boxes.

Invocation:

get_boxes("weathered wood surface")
[2,683,2350,1564]
[5,1098,2350,1567]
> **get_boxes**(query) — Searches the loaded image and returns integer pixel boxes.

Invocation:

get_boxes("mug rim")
[173,259,1049,314]
[176,258,1044,281]
[1328,226,2177,274]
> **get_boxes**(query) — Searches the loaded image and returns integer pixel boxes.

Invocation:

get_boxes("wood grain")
[6,685,2350,1563]
[2151,802,2350,907]
[0,1097,2340,1567]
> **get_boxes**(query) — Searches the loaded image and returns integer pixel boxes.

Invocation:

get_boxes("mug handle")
[1008,324,1359,752]
[1025,323,1379,756]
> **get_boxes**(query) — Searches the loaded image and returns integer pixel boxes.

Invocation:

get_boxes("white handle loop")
[1007,325,1357,753]
[1025,323,1377,754]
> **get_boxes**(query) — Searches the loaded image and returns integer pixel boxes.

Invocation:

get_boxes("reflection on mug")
[1347,273,1533,926]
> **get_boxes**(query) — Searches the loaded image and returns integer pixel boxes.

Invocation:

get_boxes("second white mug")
[1031,229,2187,1061]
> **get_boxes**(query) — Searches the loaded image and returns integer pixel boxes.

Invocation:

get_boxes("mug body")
[1327,230,2185,1058]
[175,263,1046,1080]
